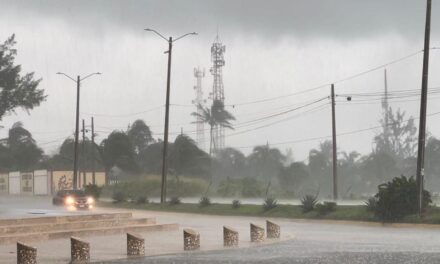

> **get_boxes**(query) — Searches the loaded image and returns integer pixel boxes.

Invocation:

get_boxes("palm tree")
[192,100,235,156]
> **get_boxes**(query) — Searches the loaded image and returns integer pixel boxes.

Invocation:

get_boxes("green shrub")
[169,197,181,205]
[136,196,148,204]
[232,199,241,209]
[316,201,337,215]
[199,196,211,207]
[112,190,126,203]
[365,197,378,212]
[263,197,278,211]
[374,175,432,221]
[300,194,318,213]
[84,184,102,199]
[101,176,208,200]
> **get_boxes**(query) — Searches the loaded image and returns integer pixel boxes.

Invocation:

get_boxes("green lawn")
[98,201,440,225]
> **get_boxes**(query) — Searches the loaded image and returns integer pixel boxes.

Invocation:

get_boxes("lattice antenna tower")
[209,35,226,152]
[192,67,206,151]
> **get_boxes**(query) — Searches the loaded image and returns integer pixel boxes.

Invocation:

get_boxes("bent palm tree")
[192,100,235,156]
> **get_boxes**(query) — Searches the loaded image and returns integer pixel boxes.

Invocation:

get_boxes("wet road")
[105,240,440,264]
[2,195,440,264]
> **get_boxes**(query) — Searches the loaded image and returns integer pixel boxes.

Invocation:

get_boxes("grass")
[98,201,440,225]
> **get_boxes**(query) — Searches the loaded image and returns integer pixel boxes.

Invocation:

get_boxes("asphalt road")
[103,240,440,264]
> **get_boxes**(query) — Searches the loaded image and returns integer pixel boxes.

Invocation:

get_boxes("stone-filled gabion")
[127,233,145,256]
[70,237,90,263]
[183,229,200,251]
[266,220,281,239]
[250,223,265,242]
[223,226,239,247]
[17,242,37,264]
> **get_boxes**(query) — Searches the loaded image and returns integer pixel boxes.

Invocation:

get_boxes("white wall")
[8,172,20,194]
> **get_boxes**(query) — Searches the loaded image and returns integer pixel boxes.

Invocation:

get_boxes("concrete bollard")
[250,223,265,242]
[70,237,90,263]
[183,229,200,251]
[17,242,37,264]
[223,226,239,247]
[127,233,145,256]
[266,220,280,239]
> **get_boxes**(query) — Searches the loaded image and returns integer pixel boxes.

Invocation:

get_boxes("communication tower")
[209,35,226,153]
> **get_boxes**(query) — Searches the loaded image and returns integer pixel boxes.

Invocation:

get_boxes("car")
[52,189,95,209]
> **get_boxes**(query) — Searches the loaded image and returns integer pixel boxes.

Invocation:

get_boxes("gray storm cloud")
[2,0,437,41]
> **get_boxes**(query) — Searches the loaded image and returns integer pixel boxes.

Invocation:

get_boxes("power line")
[233,110,440,150]
[225,48,435,107]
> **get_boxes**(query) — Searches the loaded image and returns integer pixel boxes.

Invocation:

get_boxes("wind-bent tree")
[4,122,43,171]
[0,35,45,121]
[247,144,285,182]
[191,100,235,155]
[308,141,333,196]
[49,137,103,171]
[127,120,154,154]
[100,131,139,174]
[168,134,210,178]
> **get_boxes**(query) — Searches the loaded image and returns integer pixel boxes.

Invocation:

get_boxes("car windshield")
[59,190,86,196]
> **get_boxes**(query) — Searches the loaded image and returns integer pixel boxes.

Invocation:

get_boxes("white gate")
[20,172,33,194]
[8,172,20,194]
[33,170,49,195]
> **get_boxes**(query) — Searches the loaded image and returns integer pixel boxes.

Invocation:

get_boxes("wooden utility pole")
[416,0,432,216]
[73,76,81,189]
[91,117,96,185]
[160,36,173,204]
[331,84,338,200]
[82,119,86,187]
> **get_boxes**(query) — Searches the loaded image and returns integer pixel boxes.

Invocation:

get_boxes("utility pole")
[56,72,101,190]
[416,0,432,217]
[331,84,338,200]
[144,28,197,204]
[91,117,96,185]
[82,119,86,187]
[160,36,173,204]
[383,69,390,150]
[74,76,81,190]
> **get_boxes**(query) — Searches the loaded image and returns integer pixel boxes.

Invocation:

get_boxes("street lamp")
[144,28,197,204]
[57,72,101,190]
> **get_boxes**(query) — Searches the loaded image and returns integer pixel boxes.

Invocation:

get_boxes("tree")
[424,137,440,190]
[308,141,333,196]
[127,120,154,154]
[138,142,164,174]
[214,147,247,179]
[168,134,210,178]
[278,161,310,196]
[100,131,139,174]
[247,143,285,183]
[339,151,361,197]
[0,35,45,121]
[191,100,235,155]
[359,151,399,192]
[1,122,43,171]
[374,107,417,168]
[49,137,103,171]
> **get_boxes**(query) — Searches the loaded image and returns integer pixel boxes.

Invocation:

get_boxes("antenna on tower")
[193,67,206,151]
[209,34,226,153]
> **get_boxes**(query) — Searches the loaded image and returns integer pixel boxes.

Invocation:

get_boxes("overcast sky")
[0,0,440,160]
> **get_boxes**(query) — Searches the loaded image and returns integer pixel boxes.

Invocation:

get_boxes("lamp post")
[57,72,101,190]
[144,28,197,204]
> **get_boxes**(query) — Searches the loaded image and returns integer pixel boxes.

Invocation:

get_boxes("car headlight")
[87,197,95,204]
[65,196,75,205]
